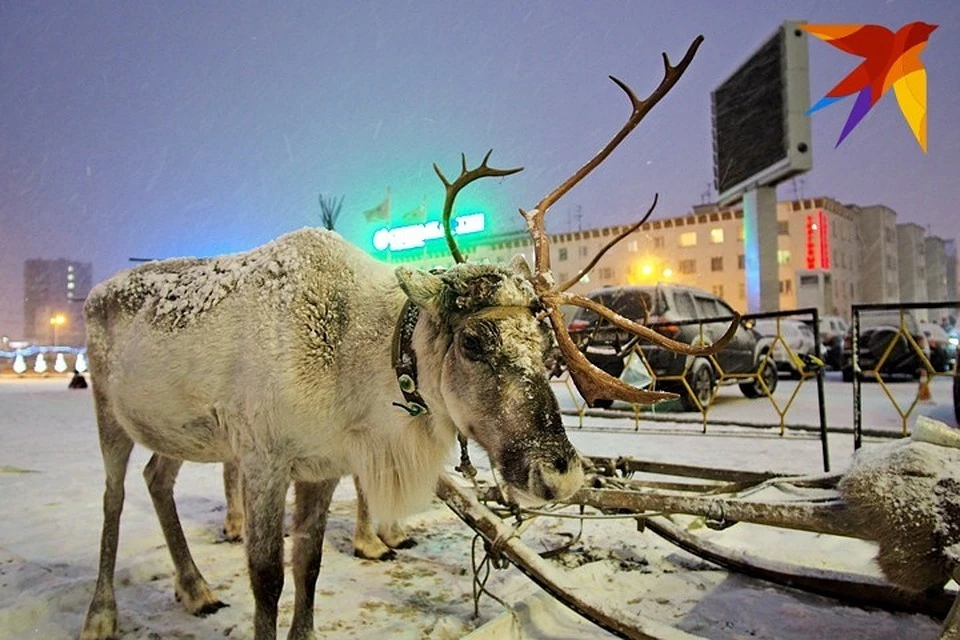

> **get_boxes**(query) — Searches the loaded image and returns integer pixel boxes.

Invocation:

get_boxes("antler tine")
[434,150,523,263]
[532,37,702,219]
[547,307,678,406]
[521,35,704,282]
[545,290,739,407]
[558,292,740,356]
[558,193,658,292]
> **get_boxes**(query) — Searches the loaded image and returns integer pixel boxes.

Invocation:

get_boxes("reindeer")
[81,34,736,640]
[221,464,414,560]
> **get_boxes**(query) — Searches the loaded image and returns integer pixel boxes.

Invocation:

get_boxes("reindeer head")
[397,262,582,504]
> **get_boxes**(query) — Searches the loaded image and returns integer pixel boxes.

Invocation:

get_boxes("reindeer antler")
[436,36,743,408]
[434,151,523,263]
[520,35,742,407]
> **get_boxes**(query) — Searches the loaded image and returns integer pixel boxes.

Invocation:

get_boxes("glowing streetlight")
[662,268,673,278]
[641,263,653,276]
[50,314,66,347]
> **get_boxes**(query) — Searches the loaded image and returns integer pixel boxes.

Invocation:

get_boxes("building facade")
[947,239,959,304]
[852,204,900,304]
[23,259,92,346]
[925,235,949,303]
[374,198,950,322]
[896,223,928,304]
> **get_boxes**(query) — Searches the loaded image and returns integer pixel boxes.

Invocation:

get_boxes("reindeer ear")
[395,267,442,310]
[510,254,534,281]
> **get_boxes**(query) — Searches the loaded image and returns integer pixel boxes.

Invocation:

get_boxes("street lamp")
[50,314,65,347]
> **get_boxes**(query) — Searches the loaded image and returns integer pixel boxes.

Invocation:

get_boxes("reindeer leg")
[243,457,290,640]
[352,475,394,560]
[143,453,226,615]
[81,407,134,640]
[377,521,417,550]
[222,460,244,542]
[288,478,340,640]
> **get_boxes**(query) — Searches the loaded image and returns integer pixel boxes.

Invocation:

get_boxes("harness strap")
[391,300,429,416]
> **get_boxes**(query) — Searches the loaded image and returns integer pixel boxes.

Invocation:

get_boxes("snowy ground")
[0,375,955,639]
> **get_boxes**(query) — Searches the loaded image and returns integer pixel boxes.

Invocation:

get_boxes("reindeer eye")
[460,332,484,360]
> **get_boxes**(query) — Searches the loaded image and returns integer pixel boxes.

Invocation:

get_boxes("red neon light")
[805,215,816,268]
[818,210,830,269]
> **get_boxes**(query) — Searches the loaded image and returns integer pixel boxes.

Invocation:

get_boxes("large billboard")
[712,21,812,203]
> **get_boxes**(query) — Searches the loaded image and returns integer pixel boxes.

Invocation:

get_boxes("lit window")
[67,273,74,281]
[627,240,638,253]
[738,224,744,241]
[709,228,724,244]
[67,265,74,272]
[679,232,697,247]
[67,282,75,290]
[777,250,791,265]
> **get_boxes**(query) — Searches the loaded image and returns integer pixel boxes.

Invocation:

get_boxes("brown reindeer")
[81,34,735,640]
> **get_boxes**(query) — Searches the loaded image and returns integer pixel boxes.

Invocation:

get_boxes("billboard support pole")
[743,185,779,313]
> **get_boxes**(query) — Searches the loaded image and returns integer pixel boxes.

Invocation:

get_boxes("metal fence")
[560,307,831,471]
[851,300,960,449]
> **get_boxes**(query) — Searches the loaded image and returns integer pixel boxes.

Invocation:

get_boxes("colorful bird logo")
[801,22,937,152]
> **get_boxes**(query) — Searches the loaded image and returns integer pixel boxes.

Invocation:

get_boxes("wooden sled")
[437,442,960,639]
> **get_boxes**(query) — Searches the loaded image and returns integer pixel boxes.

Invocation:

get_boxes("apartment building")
[381,198,858,317]
[852,204,900,304]
[926,235,949,302]
[896,223,928,303]
[947,240,958,304]
[377,197,948,322]
[23,258,92,346]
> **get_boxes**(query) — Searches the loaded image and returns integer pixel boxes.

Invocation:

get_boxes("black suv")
[841,309,931,382]
[568,284,777,410]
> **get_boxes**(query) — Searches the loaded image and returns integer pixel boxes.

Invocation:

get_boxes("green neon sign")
[372,213,486,252]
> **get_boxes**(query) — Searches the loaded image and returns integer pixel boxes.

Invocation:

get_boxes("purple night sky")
[2,1,958,337]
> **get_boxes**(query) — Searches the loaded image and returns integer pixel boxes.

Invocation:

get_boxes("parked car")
[920,321,957,372]
[753,318,819,378]
[841,309,931,381]
[802,315,848,370]
[955,359,960,425]
[567,284,777,411]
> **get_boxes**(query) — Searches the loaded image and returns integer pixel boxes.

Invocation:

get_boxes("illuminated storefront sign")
[372,213,485,252]
[804,209,831,269]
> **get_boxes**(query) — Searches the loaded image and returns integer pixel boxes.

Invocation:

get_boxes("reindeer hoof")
[393,538,417,550]
[355,548,396,561]
[80,607,119,640]
[221,527,243,543]
[195,600,229,617]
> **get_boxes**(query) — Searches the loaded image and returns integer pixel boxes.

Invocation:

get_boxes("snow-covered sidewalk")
[0,377,947,639]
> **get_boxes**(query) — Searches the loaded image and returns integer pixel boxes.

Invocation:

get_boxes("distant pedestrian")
[68,370,88,389]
